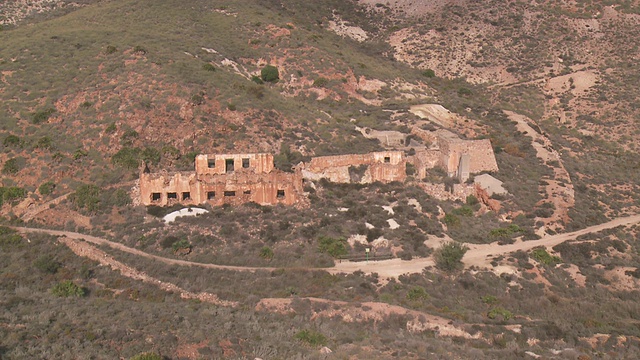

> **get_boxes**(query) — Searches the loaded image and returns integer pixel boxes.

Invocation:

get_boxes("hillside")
[1,0,640,359]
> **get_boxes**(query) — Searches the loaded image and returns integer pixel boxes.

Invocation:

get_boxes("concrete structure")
[140,153,303,207]
[302,151,406,184]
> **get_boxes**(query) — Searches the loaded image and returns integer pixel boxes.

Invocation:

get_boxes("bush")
[317,236,348,258]
[141,147,161,165]
[250,75,263,84]
[294,329,327,347]
[112,147,141,169]
[487,307,513,321]
[312,77,329,87]
[133,45,147,54]
[260,246,274,260]
[34,255,61,274]
[105,122,117,133]
[530,247,561,266]
[0,186,27,205]
[260,65,279,82]
[3,134,21,147]
[434,241,469,272]
[35,136,54,150]
[406,286,429,301]
[172,239,191,252]
[2,158,20,174]
[422,69,436,78]
[104,45,117,54]
[73,148,88,160]
[51,280,85,297]
[70,184,102,213]
[202,63,216,72]
[32,107,56,124]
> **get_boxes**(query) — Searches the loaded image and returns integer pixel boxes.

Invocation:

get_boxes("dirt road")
[16,213,640,278]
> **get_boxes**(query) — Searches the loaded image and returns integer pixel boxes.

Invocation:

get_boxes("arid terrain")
[2,0,640,359]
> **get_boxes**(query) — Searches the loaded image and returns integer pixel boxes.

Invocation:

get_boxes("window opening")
[384,156,391,163]
[224,191,236,197]
[277,190,285,198]
[242,158,250,168]
[182,192,191,200]
[243,190,251,195]
[207,159,215,168]
[225,159,234,172]
[207,191,216,200]
[151,193,161,202]
[167,192,178,199]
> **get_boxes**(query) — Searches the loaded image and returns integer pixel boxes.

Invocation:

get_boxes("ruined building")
[302,151,406,184]
[140,153,303,207]
[140,151,406,207]
[412,129,498,182]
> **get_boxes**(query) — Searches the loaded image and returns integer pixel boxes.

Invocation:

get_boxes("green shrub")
[434,241,469,272]
[530,247,561,266]
[172,239,191,252]
[38,181,56,196]
[260,64,279,82]
[312,77,329,88]
[3,134,21,147]
[34,255,61,274]
[112,147,141,169]
[443,213,460,227]
[466,195,479,206]
[130,353,162,360]
[108,188,131,207]
[406,286,429,301]
[251,75,264,84]
[422,69,436,78]
[141,147,161,165]
[2,158,20,174]
[488,307,513,321]
[260,246,274,260]
[0,186,27,205]
[317,236,348,258]
[35,136,54,150]
[202,63,216,72]
[51,280,85,297]
[73,148,89,160]
[0,226,22,248]
[32,108,56,124]
[70,184,102,213]
[105,122,117,134]
[294,329,327,347]
[133,45,147,54]
[104,45,118,54]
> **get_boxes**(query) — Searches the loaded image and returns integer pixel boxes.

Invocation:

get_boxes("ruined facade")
[302,151,406,184]
[412,129,498,182]
[140,153,303,207]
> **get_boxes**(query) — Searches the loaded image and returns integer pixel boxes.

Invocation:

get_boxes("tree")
[260,65,279,82]
[318,236,348,258]
[434,241,469,272]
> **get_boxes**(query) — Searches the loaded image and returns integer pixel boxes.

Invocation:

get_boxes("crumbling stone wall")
[303,151,406,184]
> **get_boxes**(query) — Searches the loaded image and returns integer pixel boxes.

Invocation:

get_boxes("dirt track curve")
[16,213,640,278]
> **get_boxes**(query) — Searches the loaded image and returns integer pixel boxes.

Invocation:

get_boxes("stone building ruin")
[139,151,406,207]
[140,153,303,207]
[412,129,498,182]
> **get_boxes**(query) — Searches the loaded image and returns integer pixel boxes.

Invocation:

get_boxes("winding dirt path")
[16,213,640,279]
